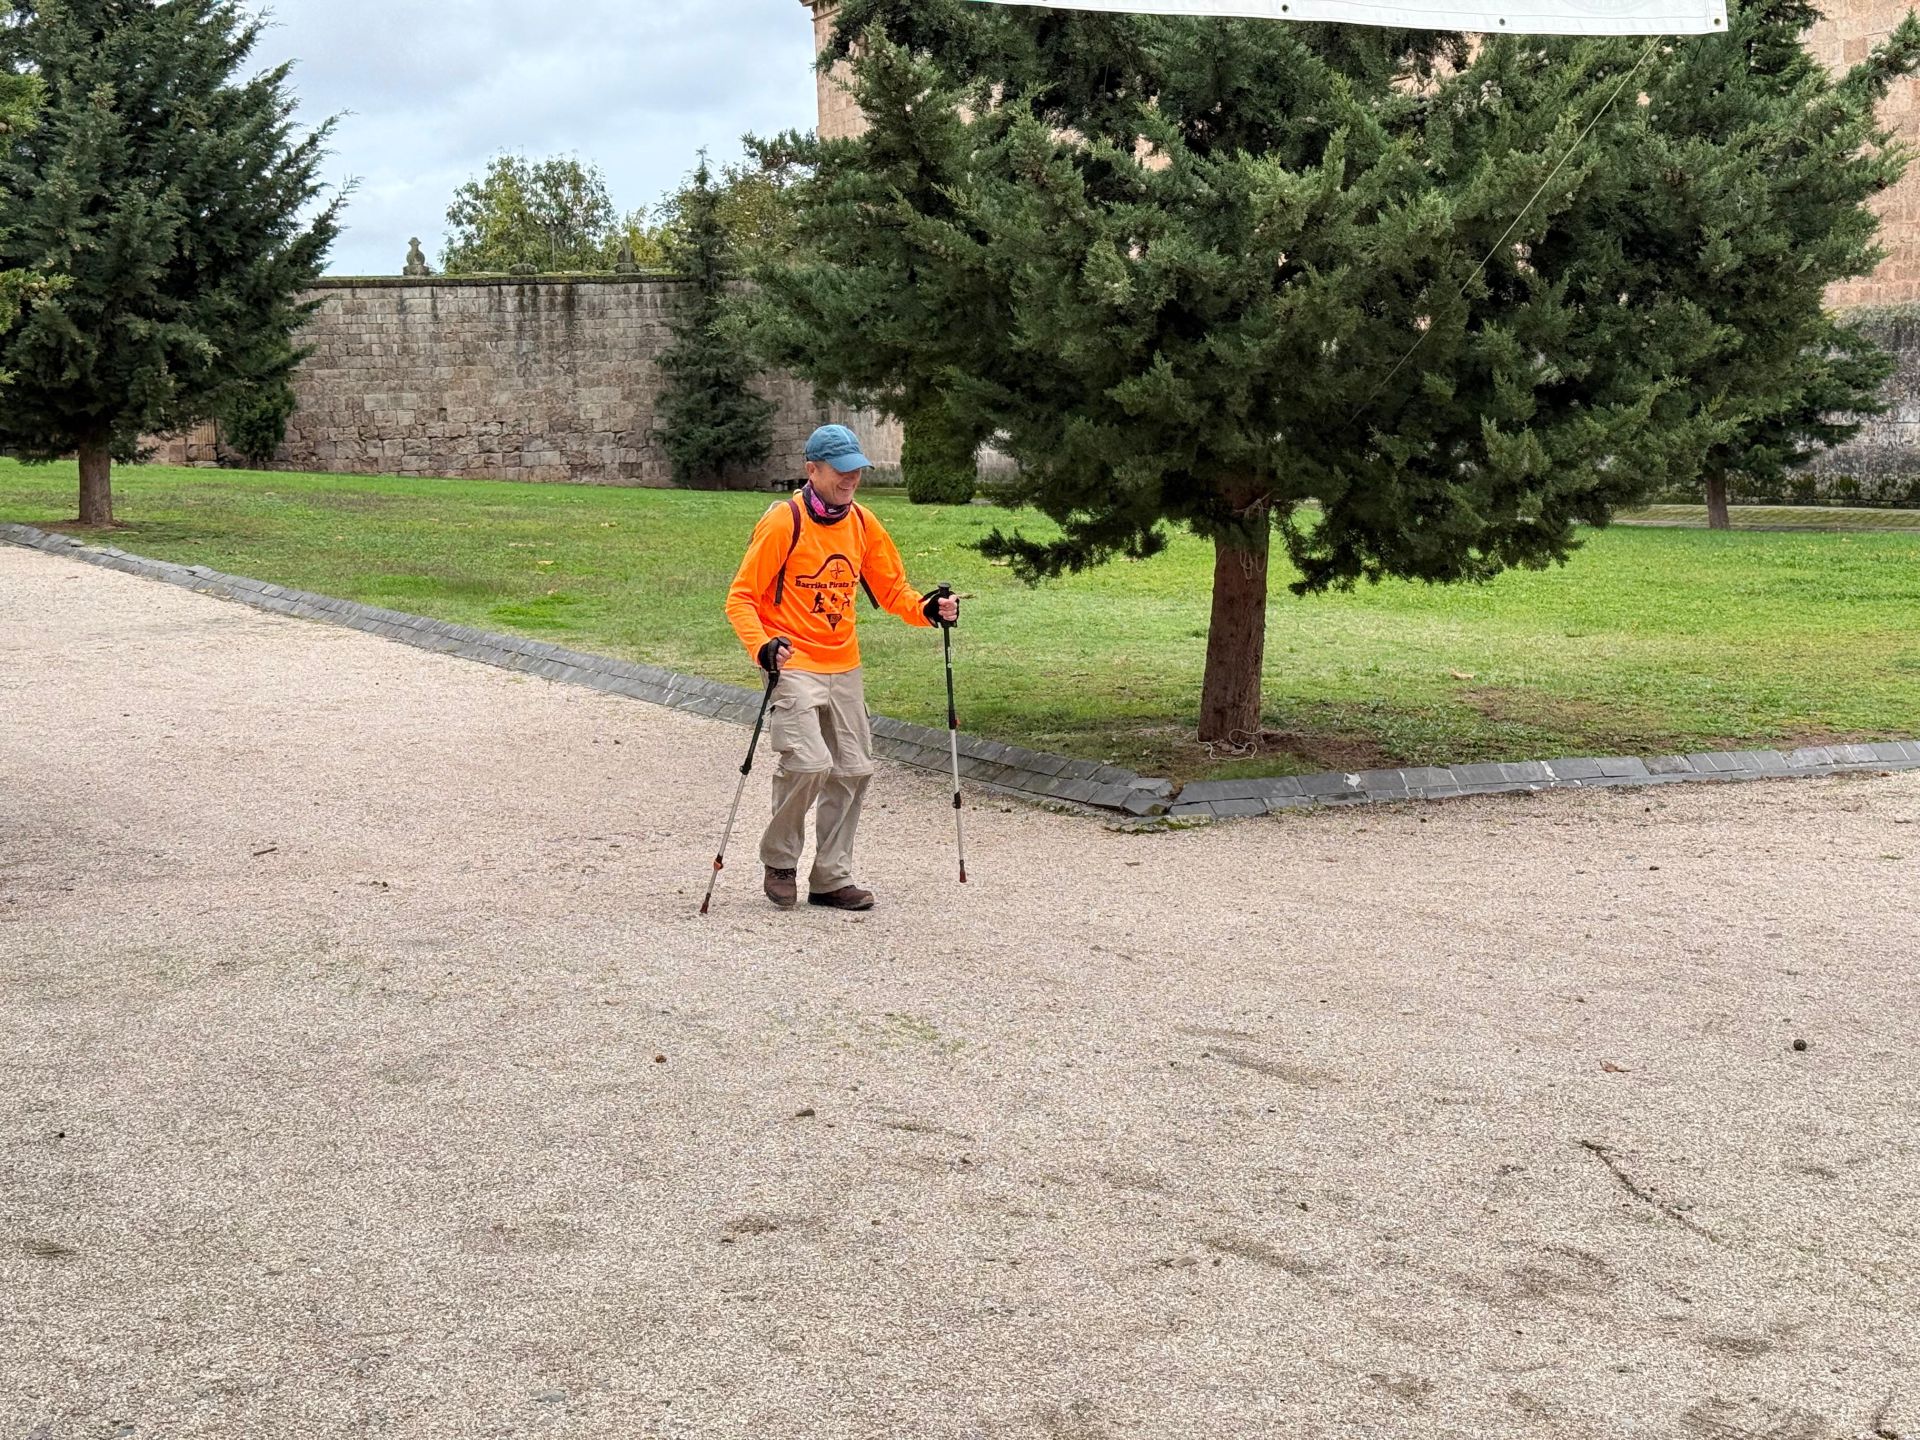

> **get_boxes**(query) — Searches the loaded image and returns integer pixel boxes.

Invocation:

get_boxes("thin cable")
[1354,35,1663,419]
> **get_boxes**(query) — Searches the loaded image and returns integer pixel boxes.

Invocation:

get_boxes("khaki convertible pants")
[759,668,876,893]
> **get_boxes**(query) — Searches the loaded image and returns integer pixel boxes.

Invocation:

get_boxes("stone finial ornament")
[403,238,429,277]
[614,237,640,275]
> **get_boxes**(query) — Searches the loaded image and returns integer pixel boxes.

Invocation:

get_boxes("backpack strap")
[772,497,803,605]
[852,504,880,609]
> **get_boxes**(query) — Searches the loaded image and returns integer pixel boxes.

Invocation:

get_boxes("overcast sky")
[265,1,821,276]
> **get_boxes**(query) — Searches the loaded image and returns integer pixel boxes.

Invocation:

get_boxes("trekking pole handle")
[937,586,959,729]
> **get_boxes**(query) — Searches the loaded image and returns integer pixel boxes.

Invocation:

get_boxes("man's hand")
[921,589,960,627]
[757,637,793,674]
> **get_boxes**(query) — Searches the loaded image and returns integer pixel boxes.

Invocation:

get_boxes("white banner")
[967,0,1727,36]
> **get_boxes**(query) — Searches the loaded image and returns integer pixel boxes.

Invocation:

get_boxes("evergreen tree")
[902,403,979,504]
[0,0,340,525]
[653,159,774,489]
[217,364,297,467]
[0,66,36,348]
[1628,0,1915,528]
[752,2,1916,740]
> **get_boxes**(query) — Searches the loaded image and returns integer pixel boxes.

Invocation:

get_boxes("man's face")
[806,460,865,508]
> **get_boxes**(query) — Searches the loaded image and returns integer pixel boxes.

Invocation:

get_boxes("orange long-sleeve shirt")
[725,494,933,674]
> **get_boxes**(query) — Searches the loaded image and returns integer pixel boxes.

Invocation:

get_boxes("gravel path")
[3,542,1916,1440]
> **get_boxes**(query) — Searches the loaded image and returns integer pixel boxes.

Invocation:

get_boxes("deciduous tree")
[441,153,616,274]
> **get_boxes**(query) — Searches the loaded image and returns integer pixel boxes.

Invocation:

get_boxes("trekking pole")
[936,583,968,884]
[699,666,781,916]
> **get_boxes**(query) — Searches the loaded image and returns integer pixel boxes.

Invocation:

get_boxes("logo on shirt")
[794,554,858,630]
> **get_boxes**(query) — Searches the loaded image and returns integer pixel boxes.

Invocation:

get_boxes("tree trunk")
[1705,473,1730,532]
[77,442,114,527]
[1198,508,1271,744]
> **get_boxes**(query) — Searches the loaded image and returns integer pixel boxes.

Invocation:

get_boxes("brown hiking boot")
[807,884,875,912]
[763,867,798,910]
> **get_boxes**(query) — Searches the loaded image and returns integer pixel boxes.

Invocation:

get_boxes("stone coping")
[6,522,1917,821]
[310,273,686,290]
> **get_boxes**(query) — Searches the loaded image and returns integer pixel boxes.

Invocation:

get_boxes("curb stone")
[7,521,1918,820]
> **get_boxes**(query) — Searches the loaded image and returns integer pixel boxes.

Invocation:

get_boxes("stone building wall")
[805,0,867,143]
[799,0,909,472]
[147,275,889,487]
[1806,10,1920,307]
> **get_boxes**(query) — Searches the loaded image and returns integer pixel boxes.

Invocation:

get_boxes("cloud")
[261,0,821,275]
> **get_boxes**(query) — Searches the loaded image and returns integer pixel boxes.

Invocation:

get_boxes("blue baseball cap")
[804,423,872,474]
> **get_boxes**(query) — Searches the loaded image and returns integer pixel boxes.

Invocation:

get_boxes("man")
[725,423,960,911]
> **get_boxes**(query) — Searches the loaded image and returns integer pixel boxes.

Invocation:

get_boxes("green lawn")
[5,459,1917,780]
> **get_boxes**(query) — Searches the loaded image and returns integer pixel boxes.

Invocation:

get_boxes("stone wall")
[286,276,866,487]
[143,422,222,468]
[1775,304,1920,503]
[147,275,896,488]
